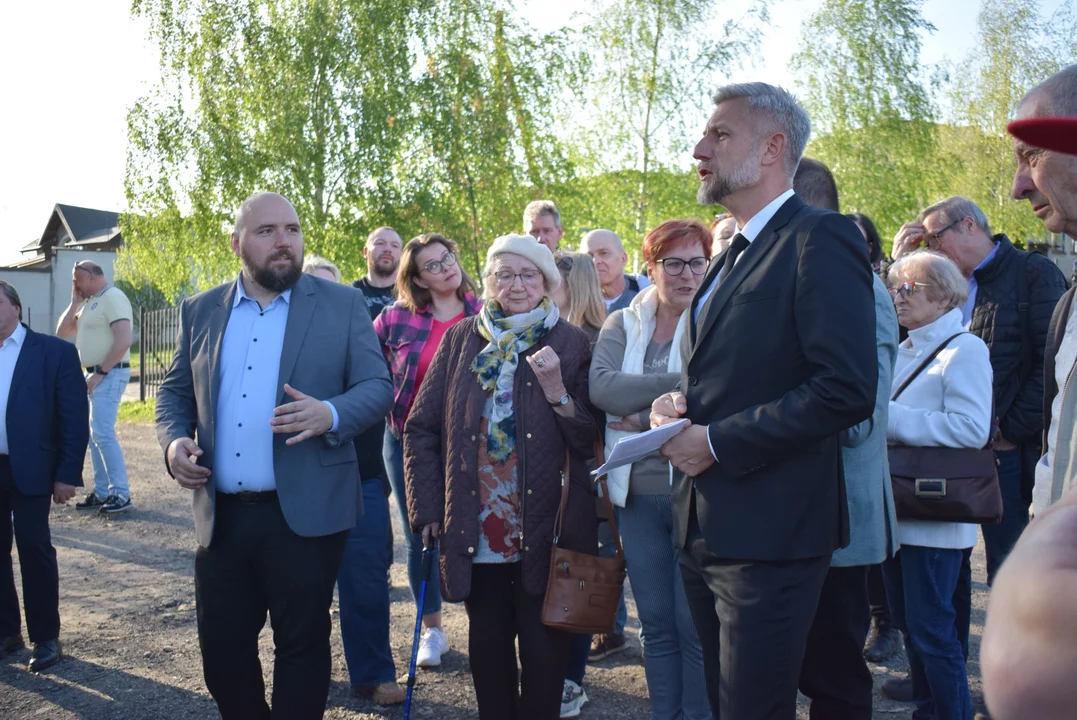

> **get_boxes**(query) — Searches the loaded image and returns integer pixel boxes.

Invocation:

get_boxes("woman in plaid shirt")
[373,233,481,668]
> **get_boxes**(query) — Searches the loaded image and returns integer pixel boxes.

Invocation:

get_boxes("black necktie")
[720,233,750,281]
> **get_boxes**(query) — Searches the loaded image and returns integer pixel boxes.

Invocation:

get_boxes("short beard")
[243,248,302,292]
[371,259,399,280]
[697,148,764,205]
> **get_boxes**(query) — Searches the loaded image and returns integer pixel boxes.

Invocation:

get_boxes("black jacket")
[968,236,1067,445]
[678,194,877,561]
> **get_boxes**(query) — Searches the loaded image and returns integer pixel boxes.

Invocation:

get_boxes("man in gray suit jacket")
[793,160,900,719]
[155,192,392,720]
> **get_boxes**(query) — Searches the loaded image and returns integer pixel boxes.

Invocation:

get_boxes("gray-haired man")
[523,200,565,253]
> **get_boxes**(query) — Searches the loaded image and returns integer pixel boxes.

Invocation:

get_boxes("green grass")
[128,350,140,371]
[118,398,155,424]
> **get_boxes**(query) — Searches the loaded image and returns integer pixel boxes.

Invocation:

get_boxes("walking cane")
[403,545,434,719]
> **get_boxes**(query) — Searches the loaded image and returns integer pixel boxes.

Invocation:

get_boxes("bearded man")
[155,192,392,719]
[651,83,877,719]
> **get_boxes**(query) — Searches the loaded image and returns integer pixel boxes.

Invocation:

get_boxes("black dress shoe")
[864,622,902,662]
[881,676,914,703]
[29,639,62,673]
[0,633,25,659]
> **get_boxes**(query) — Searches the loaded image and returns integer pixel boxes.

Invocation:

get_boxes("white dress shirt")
[694,188,796,323]
[0,323,28,455]
[693,189,796,461]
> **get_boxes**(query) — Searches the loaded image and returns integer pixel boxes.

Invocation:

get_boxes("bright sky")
[0,0,1061,265]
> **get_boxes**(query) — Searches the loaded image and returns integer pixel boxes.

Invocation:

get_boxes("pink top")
[415,310,466,393]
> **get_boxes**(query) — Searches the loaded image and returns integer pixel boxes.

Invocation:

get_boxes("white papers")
[592,419,689,477]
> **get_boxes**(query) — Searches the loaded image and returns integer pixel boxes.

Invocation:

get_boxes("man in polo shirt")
[56,261,134,514]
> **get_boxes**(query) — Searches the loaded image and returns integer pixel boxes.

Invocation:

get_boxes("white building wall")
[0,269,52,332]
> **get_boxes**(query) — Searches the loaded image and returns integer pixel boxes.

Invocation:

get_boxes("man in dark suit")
[0,280,88,673]
[652,83,878,719]
[155,192,393,719]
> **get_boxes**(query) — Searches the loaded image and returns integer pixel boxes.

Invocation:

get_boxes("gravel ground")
[0,421,989,718]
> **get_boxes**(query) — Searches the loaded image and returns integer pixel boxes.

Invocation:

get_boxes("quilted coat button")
[525,546,530,552]
[471,435,477,441]
[527,381,532,386]
[526,433,532,439]
[471,490,476,496]
[468,546,475,554]
[527,489,532,495]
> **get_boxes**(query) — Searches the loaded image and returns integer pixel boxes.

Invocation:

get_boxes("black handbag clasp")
[915,478,947,497]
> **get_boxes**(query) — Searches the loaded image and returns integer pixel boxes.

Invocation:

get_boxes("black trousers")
[680,504,830,720]
[464,562,573,720]
[867,563,892,627]
[798,565,873,720]
[194,494,347,720]
[0,456,60,644]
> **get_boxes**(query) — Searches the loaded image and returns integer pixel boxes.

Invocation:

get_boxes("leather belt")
[85,362,131,373]
[216,490,278,505]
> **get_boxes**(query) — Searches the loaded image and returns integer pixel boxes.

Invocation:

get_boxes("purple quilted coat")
[403,317,600,602]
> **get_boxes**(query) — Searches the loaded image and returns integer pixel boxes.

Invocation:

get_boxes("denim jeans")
[384,429,441,615]
[337,479,397,687]
[88,367,131,500]
[882,546,972,720]
[620,494,711,720]
[565,506,628,686]
[981,448,1028,585]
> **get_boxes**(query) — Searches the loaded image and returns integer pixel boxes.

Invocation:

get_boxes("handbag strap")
[552,441,625,560]
[890,332,967,402]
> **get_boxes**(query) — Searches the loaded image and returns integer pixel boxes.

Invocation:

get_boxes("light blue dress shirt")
[961,241,1000,328]
[213,277,338,493]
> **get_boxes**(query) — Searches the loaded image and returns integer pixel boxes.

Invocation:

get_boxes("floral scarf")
[471,297,559,461]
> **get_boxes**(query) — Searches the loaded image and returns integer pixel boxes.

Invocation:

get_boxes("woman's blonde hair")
[396,234,479,312]
[555,252,606,333]
[888,250,970,310]
[302,254,341,283]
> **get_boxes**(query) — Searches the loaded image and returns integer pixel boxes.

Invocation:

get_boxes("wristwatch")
[93,366,109,376]
[550,393,570,407]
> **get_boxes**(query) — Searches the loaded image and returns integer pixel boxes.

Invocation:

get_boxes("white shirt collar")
[2,323,26,349]
[735,188,796,244]
[234,275,292,308]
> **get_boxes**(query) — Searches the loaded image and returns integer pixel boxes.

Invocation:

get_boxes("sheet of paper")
[592,418,690,477]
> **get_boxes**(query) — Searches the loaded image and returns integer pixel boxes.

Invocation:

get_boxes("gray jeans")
[87,367,131,500]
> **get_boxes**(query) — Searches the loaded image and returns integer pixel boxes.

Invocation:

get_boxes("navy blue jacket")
[7,325,88,495]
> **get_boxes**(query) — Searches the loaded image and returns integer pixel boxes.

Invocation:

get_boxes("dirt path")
[0,422,989,718]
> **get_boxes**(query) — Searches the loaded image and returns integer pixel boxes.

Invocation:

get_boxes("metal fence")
[138,306,181,401]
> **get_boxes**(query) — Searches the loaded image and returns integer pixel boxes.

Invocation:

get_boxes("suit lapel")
[276,273,317,404]
[691,195,805,358]
[209,282,238,423]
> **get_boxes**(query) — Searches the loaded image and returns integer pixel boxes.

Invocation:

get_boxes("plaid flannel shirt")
[374,293,482,437]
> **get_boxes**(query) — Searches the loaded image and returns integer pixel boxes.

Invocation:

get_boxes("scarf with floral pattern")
[471,297,559,461]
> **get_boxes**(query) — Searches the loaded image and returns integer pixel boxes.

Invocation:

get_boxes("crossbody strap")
[552,440,624,559]
[891,332,967,402]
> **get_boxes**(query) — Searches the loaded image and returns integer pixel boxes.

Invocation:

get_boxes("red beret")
[1007,117,1077,155]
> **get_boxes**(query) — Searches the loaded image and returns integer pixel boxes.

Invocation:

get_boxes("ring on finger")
[535,356,546,368]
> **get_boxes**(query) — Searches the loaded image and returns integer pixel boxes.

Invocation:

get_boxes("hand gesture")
[526,347,567,403]
[608,413,645,432]
[892,222,926,260]
[167,437,212,489]
[650,392,688,428]
[421,522,441,549]
[86,372,103,395]
[53,482,78,505]
[271,384,333,445]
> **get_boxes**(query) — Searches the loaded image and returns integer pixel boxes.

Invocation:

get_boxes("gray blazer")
[155,273,393,548]
[832,274,900,567]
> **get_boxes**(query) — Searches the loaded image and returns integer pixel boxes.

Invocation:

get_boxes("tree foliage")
[791,0,943,244]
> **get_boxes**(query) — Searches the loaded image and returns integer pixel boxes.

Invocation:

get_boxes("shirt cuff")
[324,401,340,433]
[705,425,719,463]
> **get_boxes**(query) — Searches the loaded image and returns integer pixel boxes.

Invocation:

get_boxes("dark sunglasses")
[888,281,931,299]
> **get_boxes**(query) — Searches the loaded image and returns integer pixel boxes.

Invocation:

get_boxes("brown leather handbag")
[541,444,627,634]
[888,332,1003,524]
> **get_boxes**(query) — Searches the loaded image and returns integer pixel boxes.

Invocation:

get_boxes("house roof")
[21,203,122,254]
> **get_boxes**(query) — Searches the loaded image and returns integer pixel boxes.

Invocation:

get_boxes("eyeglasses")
[422,251,457,275]
[493,270,543,286]
[657,257,709,277]
[888,281,931,299]
[925,220,961,250]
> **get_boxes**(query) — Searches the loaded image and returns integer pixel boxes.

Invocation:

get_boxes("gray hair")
[0,280,22,321]
[918,196,992,237]
[1020,63,1077,117]
[713,82,812,177]
[523,200,562,229]
[888,250,970,311]
[302,254,341,283]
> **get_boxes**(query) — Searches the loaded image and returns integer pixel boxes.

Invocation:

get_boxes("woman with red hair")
[589,219,714,720]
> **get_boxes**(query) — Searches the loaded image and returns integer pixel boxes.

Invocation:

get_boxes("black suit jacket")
[6,325,89,495]
[677,194,877,561]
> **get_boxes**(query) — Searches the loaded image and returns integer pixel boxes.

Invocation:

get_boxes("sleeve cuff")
[325,401,340,433]
[705,424,719,462]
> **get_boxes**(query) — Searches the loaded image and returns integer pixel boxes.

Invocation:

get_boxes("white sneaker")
[416,627,449,668]
[560,679,588,718]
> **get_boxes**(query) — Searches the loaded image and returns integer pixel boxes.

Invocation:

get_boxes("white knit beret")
[484,233,561,290]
